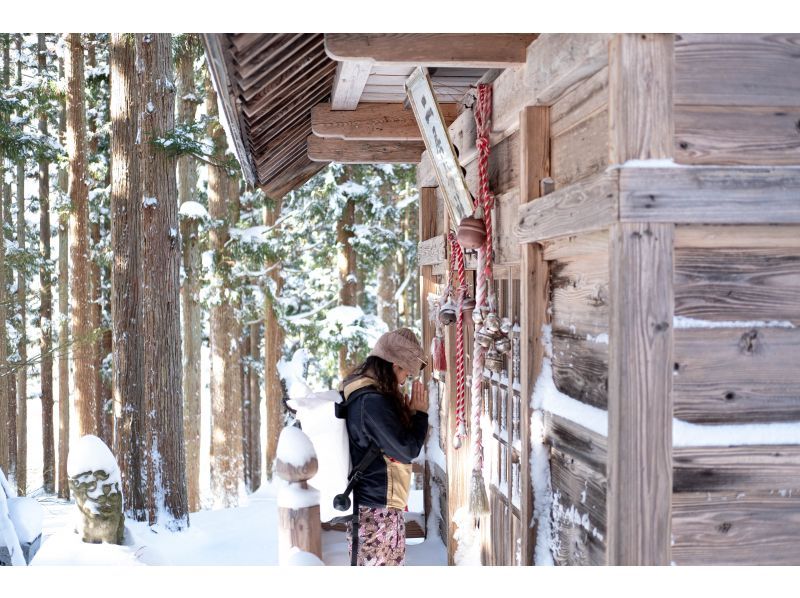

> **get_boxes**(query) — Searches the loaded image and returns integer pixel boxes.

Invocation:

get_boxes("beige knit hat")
[368,328,427,373]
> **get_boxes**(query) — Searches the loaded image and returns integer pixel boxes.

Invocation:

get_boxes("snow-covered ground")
[28,482,445,566]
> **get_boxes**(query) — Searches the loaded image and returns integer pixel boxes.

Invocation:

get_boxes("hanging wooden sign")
[405,67,474,228]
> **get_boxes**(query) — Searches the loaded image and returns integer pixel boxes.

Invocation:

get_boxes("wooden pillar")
[607,33,675,566]
[518,106,550,566]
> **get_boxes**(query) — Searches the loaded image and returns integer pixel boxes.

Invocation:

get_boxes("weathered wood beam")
[515,171,619,244]
[263,157,327,199]
[324,33,538,68]
[306,135,424,164]
[201,33,257,187]
[518,105,551,567]
[619,167,800,224]
[311,102,458,140]
[330,60,372,110]
[418,235,446,266]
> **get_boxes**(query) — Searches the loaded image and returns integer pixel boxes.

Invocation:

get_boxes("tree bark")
[110,33,145,519]
[136,32,188,529]
[263,198,283,482]
[241,332,251,490]
[176,35,202,512]
[249,322,262,491]
[207,76,244,507]
[0,34,9,478]
[336,193,357,379]
[15,33,28,495]
[37,33,55,495]
[56,53,70,500]
[86,35,109,448]
[66,33,97,437]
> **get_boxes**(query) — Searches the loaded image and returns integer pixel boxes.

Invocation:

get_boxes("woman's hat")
[368,328,427,373]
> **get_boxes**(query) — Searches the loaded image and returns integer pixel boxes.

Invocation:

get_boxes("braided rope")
[448,231,467,447]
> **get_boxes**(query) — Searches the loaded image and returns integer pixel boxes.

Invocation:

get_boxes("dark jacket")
[341,376,428,510]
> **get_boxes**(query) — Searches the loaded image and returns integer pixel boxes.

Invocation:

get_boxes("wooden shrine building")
[204,33,800,565]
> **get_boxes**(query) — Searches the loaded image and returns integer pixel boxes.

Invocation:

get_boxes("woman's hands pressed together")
[408,379,428,413]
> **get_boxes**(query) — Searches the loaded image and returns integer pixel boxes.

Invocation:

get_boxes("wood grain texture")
[551,331,609,410]
[673,327,800,423]
[494,190,521,265]
[525,33,613,106]
[544,412,608,475]
[550,66,609,138]
[417,151,436,187]
[324,33,538,67]
[672,491,800,565]
[519,106,550,203]
[619,166,800,224]
[550,447,607,566]
[674,33,800,106]
[674,224,800,249]
[608,222,674,565]
[550,107,609,188]
[542,230,609,261]
[608,33,674,164]
[674,248,800,322]
[516,170,619,245]
[418,235,446,266]
[312,102,458,140]
[550,248,610,338]
[464,130,520,198]
[675,105,800,166]
[306,135,424,163]
[673,445,800,493]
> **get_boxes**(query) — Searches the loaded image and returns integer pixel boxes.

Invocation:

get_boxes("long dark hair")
[345,355,413,429]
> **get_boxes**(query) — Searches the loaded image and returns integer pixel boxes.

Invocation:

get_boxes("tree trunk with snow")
[336,191,357,379]
[263,198,284,482]
[56,53,70,500]
[14,33,27,495]
[175,35,202,512]
[110,32,145,519]
[38,33,55,495]
[86,35,108,448]
[249,322,262,490]
[136,32,188,529]
[0,34,9,479]
[206,75,244,508]
[66,33,97,437]
[241,332,251,489]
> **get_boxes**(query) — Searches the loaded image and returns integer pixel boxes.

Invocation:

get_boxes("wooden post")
[275,427,322,562]
[518,106,550,566]
[607,33,675,566]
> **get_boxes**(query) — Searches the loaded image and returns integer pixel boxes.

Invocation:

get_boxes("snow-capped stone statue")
[67,435,124,545]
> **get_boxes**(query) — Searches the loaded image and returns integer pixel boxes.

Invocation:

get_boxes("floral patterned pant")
[346,506,406,566]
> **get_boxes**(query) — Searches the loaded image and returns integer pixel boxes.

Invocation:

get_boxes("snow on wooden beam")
[330,60,372,110]
[312,102,459,141]
[306,135,424,164]
[324,34,538,68]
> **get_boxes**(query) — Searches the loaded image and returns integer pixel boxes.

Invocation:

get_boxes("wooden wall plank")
[518,105,551,566]
[551,332,609,410]
[608,222,674,565]
[608,33,674,164]
[550,66,609,138]
[675,225,800,250]
[550,108,609,189]
[494,189,521,265]
[619,167,800,224]
[675,105,800,166]
[673,445,800,493]
[674,248,800,322]
[673,327,800,423]
[544,412,608,474]
[550,447,607,566]
[417,151,437,188]
[516,171,619,244]
[550,249,609,338]
[312,102,458,140]
[672,492,800,565]
[306,135,424,163]
[542,230,609,261]
[464,130,520,198]
[418,235,446,266]
[674,33,800,106]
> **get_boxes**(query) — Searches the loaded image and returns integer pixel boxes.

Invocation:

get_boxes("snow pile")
[277,349,313,400]
[286,546,325,565]
[586,333,609,344]
[673,316,795,329]
[6,497,43,544]
[179,200,209,220]
[0,469,25,566]
[674,420,800,447]
[229,225,269,245]
[276,426,317,469]
[530,409,554,566]
[141,196,158,208]
[67,435,121,482]
[288,390,352,521]
[276,482,321,510]
[452,506,482,565]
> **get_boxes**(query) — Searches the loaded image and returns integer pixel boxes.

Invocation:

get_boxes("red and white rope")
[448,231,467,447]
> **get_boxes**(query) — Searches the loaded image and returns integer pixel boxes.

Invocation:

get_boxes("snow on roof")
[276,426,317,468]
[66,435,119,477]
